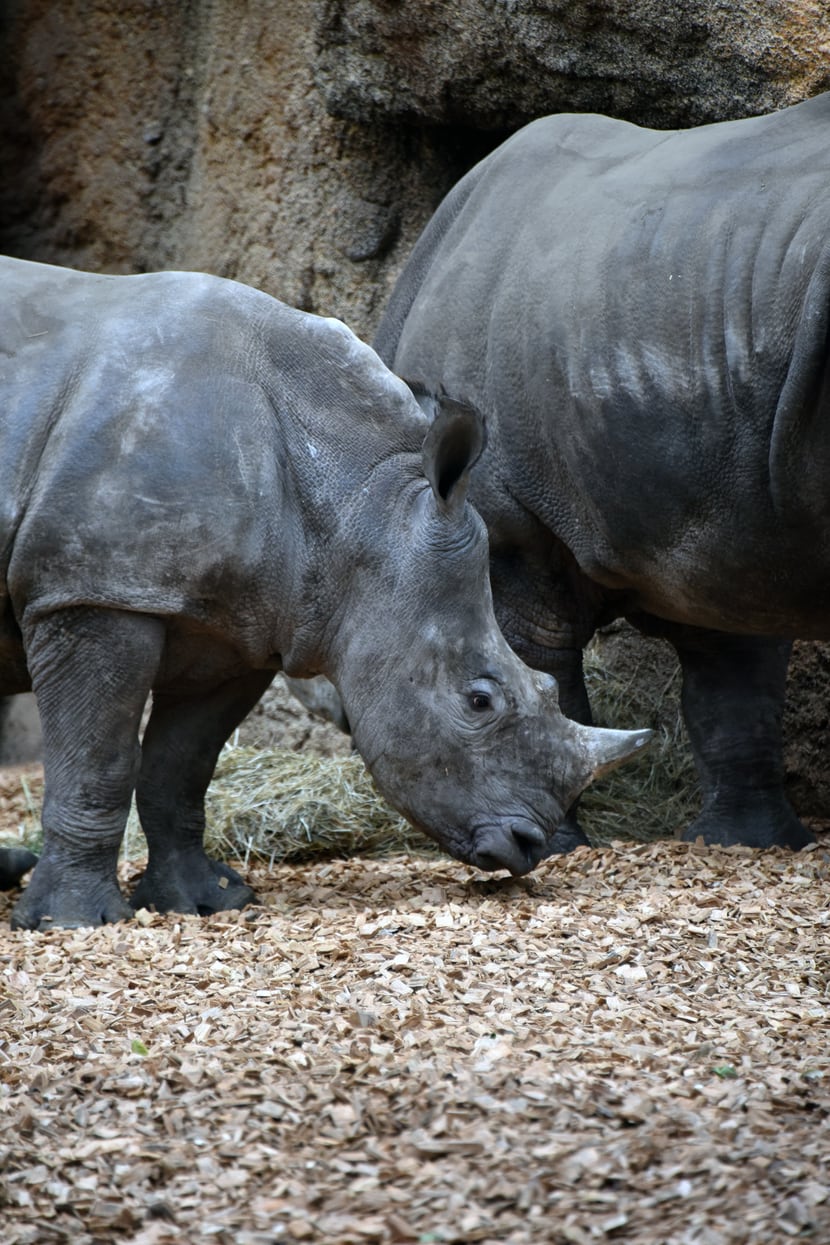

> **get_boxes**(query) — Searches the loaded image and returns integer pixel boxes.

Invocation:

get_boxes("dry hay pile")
[0,752,425,868]
[0,732,690,872]
[1,841,829,1244]
[203,749,429,866]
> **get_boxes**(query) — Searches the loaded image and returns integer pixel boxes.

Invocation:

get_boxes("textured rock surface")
[316,0,830,132]
[6,1,828,337]
[0,0,472,337]
[1,0,829,814]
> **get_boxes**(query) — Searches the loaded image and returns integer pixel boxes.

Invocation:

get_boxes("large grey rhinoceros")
[0,257,649,928]
[374,90,830,853]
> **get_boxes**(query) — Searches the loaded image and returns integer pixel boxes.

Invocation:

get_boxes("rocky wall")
[316,0,830,133]
[5,2,828,337]
[0,0,475,337]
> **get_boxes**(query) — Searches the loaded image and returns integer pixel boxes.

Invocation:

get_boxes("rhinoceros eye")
[469,691,492,711]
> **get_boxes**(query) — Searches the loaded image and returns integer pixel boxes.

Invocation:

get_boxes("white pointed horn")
[573,724,653,783]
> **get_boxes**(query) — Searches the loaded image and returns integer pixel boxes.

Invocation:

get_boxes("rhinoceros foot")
[680,800,815,851]
[130,853,255,917]
[0,847,39,891]
[10,854,133,930]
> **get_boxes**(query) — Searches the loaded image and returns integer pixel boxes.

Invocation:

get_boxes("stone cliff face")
[0,0,474,335]
[316,0,830,133]
[3,0,829,337]
[1,0,828,811]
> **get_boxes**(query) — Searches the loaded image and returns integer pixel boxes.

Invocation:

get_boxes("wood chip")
[1,769,829,1241]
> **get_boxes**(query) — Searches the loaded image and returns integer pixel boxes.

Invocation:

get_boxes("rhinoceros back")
[0,260,85,578]
[1,262,295,658]
[2,258,430,667]
[378,93,830,631]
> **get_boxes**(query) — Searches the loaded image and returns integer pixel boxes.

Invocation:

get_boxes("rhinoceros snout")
[473,818,549,876]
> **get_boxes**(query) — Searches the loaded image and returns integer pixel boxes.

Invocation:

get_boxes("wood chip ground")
[1,766,829,1243]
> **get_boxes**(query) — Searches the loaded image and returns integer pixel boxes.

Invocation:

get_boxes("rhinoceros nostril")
[510,821,547,859]
[473,820,548,875]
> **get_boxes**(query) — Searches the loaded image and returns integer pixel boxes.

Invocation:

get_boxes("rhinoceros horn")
[573,724,653,785]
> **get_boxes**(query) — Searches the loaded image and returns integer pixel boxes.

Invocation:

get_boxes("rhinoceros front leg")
[670,631,813,850]
[534,647,593,854]
[11,608,165,930]
[131,670,274,915]
[489,539,598,853]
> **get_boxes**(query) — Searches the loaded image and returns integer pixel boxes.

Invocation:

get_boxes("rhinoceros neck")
[274,449,427,678]
[255,313,430,674]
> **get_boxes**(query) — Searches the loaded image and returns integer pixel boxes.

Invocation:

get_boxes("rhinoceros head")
[328,398,650,875]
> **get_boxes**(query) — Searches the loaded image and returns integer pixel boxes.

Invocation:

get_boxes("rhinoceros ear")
[419,394,486,512]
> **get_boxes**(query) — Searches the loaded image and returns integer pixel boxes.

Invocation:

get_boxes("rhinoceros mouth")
[470,818,549,877]
[401,813,548,877]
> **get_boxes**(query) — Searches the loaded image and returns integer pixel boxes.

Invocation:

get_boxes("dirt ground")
[1,734,830,1243]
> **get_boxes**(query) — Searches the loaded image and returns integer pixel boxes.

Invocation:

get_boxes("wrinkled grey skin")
[374,91,830,853]
[0,257,649,927]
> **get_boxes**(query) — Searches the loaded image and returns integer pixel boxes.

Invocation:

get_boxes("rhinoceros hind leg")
[10,608,165,929]
[132,669,274,915]
[672,631,813,850]
[0,847,38,891]
[681,800,814,850]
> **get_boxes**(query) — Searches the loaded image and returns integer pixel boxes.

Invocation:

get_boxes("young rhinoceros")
[0,257,649,929]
